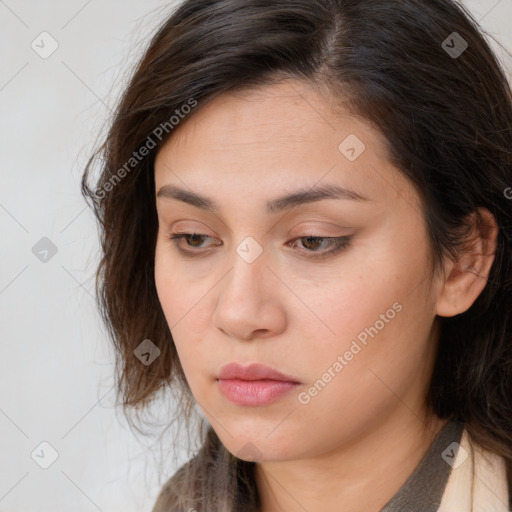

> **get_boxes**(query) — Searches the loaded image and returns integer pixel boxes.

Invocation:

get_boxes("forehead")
[154,79,415,211]
[158,80,379,153]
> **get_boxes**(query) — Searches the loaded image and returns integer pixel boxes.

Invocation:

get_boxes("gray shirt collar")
[379,420,465,512]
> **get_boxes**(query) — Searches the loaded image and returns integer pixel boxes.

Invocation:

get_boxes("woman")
[81,0,512,510]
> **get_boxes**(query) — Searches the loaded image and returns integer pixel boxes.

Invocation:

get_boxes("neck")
[255,409,448,512]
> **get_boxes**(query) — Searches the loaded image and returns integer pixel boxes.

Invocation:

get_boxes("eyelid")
[289,224,352,237]
[166,230,353,259]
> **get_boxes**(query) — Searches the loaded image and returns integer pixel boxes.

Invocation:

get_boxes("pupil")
[304,236,321,250]
[189,234,204,246]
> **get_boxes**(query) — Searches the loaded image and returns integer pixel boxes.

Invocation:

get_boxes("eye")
[166,232,352,258]
[167,232,218,252]
[287,235,352,258]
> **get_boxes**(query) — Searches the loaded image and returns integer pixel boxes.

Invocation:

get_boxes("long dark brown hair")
[81,0,512,510]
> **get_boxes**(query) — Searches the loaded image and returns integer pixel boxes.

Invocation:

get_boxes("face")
[153,79,443,462]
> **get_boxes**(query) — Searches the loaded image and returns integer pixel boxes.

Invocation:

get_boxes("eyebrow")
[156,183,371,214]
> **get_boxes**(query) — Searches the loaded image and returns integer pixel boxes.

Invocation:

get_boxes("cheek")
[293,240,434,397]
[154,244,178,322]
[154,244,190,354]
[287,288,433,458]
[154,239,200,322]
[286,256,402,358]
[154,243,212,382]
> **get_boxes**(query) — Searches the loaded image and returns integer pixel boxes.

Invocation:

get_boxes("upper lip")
[216,362,301,383]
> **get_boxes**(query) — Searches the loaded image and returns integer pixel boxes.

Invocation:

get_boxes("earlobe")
[435,207,499,318]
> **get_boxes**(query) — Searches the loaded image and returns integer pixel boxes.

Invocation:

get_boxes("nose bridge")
[212,225,288,341]
[222,235,267,303]
[212,234,278,338]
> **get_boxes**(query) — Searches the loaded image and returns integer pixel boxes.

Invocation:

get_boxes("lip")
[216,362,301,382]
[216,363,301,406]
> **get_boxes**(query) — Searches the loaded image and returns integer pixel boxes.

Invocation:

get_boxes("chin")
[218,432,301,463]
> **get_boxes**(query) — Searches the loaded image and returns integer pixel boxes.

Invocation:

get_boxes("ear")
[435,207,499,317]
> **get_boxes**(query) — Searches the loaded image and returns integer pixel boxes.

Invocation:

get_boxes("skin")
[153,79,498,512]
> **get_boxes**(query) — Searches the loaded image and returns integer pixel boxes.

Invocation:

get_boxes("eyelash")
[166,232,352,259]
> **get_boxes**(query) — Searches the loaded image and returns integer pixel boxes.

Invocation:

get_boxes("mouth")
[216,362,301,406]
[216,362,301,382]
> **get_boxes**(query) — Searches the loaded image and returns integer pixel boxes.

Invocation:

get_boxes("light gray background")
[1,1,511,511]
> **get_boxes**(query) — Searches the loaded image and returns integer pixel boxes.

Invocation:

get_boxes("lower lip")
[217,379,301,406]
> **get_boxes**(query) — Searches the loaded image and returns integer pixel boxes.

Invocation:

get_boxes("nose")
[211,242,287,342]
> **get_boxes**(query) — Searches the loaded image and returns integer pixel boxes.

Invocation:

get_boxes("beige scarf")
[439,429,510,511]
